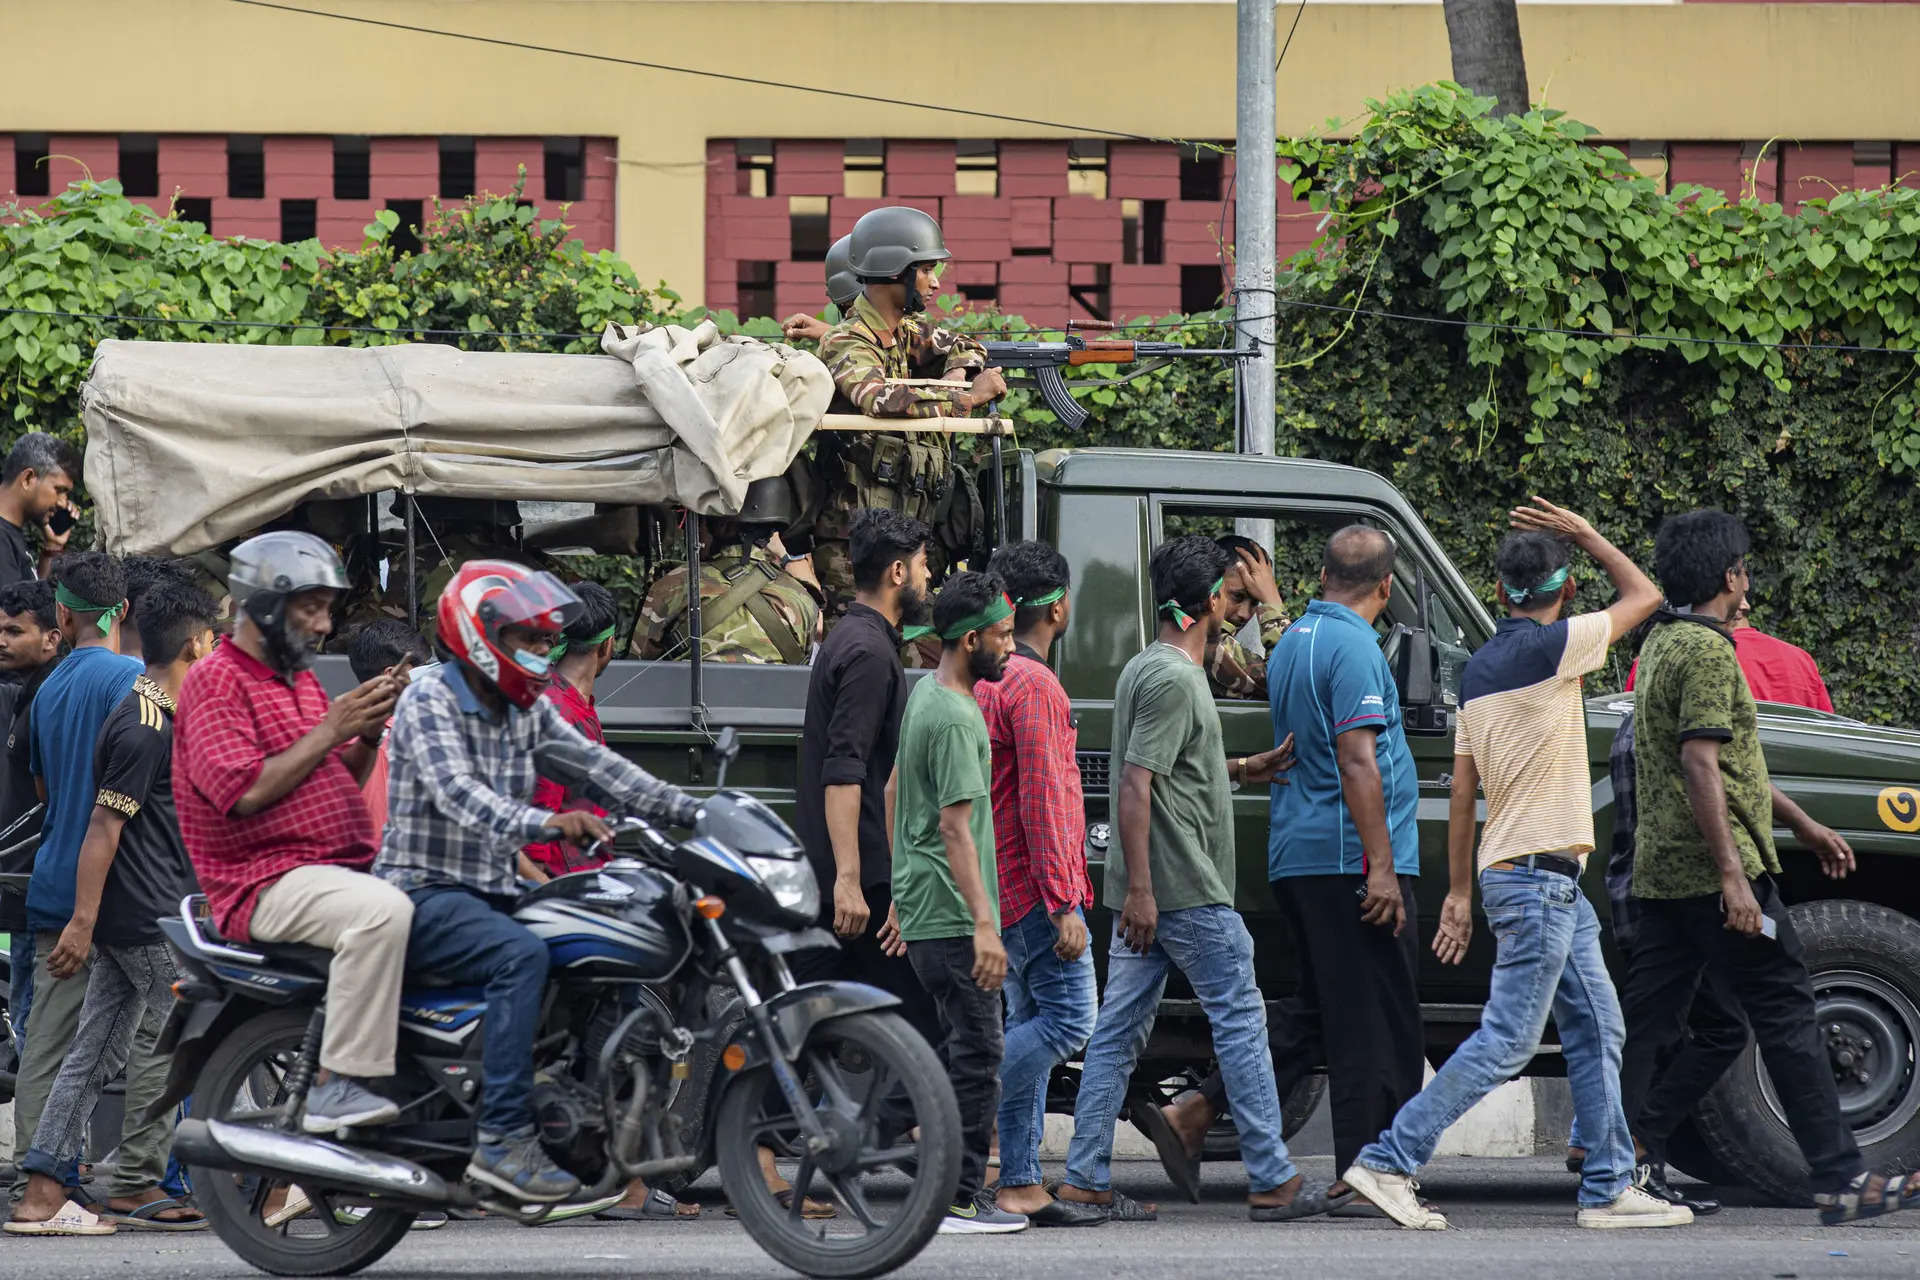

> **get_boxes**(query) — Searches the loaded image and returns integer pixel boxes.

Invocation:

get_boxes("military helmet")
[847,206,950,281]
[737,476,796,527]
[824,235,859,309]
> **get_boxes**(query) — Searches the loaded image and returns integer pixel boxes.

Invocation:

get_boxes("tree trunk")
[1441,0,1531,117]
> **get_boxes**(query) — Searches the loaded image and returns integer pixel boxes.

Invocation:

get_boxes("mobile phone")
[46,506,75,536]
[1759,914,1778,941]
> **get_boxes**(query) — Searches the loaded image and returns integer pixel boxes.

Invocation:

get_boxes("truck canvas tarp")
[79,322,833,558]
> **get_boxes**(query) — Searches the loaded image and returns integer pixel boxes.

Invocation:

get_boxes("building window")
[1070,263,1111,321]
[1180,147,1223,203]
[738,261,775,319]
[281,198,317,242]
[119,134,159,198]
[844,140,884,199]
[956,140,997,197]
[386,199,424,255]
[736,141,774,198]
[545,137,584,202]
[176,196,214,233]
[440,137,475,198]
[1068,142,1107,201]
[334,136,370,200]
[14,133,49,197]
[790,195,830,262]
[228,135,265,199]
[1180,264,1222,314]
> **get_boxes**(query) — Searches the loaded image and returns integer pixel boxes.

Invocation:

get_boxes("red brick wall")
[2,133,617,252]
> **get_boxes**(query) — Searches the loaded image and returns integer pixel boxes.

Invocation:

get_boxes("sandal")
[4,1199,118,1236]
[1250,1181,1347,1222]
[726,1188,836,1220]
[1819,1171,1920,1226]
[1045,1186,1157,1222]
[106,1196,207,1232]
[1131,1096,1203,1205]
[596,1187,701,1221]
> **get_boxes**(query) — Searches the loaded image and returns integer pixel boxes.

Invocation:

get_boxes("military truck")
[77,341,1920,1205]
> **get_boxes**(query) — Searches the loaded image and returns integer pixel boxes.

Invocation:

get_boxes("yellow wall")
[13,1,1920,303]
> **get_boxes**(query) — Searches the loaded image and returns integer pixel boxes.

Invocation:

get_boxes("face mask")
[513,649,552,679]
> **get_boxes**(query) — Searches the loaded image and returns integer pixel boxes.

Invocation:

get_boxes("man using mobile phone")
[1620,510,1912,1226]
[0,434,81,588]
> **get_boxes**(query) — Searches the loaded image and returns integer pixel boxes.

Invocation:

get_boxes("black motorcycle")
[154,731,961,1278]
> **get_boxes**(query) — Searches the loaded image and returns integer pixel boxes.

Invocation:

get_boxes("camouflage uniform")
[812,295,987,617]
[339,532,564,635]
[177,550,235,628]
[631,541,819,665]
[1207,603,1292,701]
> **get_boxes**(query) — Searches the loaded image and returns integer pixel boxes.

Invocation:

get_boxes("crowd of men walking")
[1,197,1912,1244]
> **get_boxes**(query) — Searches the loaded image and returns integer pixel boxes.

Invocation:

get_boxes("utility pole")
[1234,0,1276,555]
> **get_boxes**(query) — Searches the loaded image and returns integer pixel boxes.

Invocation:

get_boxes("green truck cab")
[581,446,1920,1202]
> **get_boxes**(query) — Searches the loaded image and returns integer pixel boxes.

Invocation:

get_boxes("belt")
[1500,853,1583,880]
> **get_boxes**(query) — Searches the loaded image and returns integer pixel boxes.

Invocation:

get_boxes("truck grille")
[1076,751,1111,793]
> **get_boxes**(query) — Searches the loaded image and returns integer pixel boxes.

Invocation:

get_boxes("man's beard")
[897,583,931,627]
[969,645,1008,684]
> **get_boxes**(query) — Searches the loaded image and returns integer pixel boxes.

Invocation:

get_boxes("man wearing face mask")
[813,207,1004,617]
[175,532,413,1137]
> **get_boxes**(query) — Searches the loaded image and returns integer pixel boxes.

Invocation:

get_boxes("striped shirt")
[1457,612,1611,874]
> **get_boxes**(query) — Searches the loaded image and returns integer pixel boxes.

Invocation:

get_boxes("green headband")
[939,592,1015,641]
[550,623,617,659]
[54,583,127,636]
[900,624,933,644]
[1159,575,1225,632]
[1503,565,1569,606]
[1014,585,1066,609]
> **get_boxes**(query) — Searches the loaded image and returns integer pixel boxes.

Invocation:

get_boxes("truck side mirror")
[1386,622,1434,706]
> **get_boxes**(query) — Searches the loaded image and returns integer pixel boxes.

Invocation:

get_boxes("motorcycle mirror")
[533,738,598,788]
[715,727,740,764]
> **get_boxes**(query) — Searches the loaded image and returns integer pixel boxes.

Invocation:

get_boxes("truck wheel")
[1692,901,1920,1206]
[1199,1074,1327,1159]
[1663,1117,1740,1188]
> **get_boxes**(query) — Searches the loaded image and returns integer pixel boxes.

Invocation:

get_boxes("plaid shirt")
[973,645,1091,923]
[175,642,378,942]
[1606,709,1638,946]
[522,680,609,878]
[375,665,698,897]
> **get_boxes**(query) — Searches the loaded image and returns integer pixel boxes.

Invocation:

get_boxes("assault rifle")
[980,328,1245,430]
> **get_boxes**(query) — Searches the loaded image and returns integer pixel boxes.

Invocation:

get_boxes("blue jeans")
[402,885,550,1140]
[1066,904,1296,1193]
[997,906,1097,1189]
[1357,863,1634,1207]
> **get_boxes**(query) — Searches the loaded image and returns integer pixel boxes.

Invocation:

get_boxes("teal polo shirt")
[1266,599,1420,880]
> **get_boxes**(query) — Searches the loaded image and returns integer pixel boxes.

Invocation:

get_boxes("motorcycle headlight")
[748,854,819,920]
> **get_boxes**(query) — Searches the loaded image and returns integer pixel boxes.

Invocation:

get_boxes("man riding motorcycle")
[370,561,702,1204]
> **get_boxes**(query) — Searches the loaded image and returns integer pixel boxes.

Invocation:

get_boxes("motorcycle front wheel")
[715,1009,960,1279]
[190,1007,416,1277]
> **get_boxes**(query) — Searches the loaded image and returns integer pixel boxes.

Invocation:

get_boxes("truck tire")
[1692,900,1920,1206]
[1200,1074,1328,1159]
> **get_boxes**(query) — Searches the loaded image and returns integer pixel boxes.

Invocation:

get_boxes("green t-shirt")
[1632,616,1782,899]
[891,678,999,942]
[1105,643,1235,913]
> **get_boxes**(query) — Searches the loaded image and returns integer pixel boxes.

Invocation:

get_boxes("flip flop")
[106,1196,207,1232]
[1249,1181,1345,1222]
[1044,1186,1156,1222]
[4,1199,118,1236]
[1130,1096,1203,1204]
[265,1185,312,1229]
[725,1188,836,1220]
[595,1188,701,1221]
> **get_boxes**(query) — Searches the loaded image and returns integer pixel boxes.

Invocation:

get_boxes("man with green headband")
[884,570,1025,1234]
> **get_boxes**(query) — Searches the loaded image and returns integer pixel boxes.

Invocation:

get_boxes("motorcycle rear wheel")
[189,1007,417,1277]
[716,1009,960,1279]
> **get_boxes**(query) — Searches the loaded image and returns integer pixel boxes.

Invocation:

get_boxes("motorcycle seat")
[186,896,335,976]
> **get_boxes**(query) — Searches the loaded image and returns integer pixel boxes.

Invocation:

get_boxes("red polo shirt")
[1626,625,1833,713]
[174,642,378,940]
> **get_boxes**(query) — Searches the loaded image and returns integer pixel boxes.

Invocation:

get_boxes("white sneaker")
[1577,1184,1694,1229]
[1342,1164,1450,1230]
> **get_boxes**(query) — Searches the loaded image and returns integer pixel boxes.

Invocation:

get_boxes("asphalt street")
[7,1157,1919,1279]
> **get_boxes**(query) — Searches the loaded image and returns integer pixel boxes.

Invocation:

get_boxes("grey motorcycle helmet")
[228,530,350,674]
[824,235,860,311]
[846,206,950,281]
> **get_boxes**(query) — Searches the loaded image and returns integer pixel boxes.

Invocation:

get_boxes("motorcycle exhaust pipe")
[175,1118,453,1203]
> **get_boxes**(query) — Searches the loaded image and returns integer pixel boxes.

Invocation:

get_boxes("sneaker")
[301,1077,401,1134]
[938,1189,1029,1235]
[1577,1183,1694,1229]
[465,1131,582,1204]
[1341,1164,1450,1231]
[1635,1163,1721,1216]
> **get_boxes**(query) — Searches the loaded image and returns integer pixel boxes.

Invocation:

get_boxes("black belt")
[1502,853,1583,880]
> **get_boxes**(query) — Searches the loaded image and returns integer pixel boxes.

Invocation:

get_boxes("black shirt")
[0,516,34,589]
[90,676,197,947]
[796,603,907,892]
[0,659,55,931]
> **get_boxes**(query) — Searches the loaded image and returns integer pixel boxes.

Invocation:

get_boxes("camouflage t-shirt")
[1208,603,1291,701]
[1631,615,1781,900]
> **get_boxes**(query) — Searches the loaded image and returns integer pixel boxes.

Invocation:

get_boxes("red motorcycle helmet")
[436,560,584,709]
